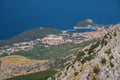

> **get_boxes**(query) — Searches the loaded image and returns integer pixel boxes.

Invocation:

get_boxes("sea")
[0,0,120,40]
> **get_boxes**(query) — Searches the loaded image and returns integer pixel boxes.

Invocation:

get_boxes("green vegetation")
[0,28,61,47]
[0,40,95,71]
[74,71,79,76]
[106,75,109,78]
[0,52,9,57]
[92,76,96,80]
[88,40,100,54]
[104,49,111,55]
[1,40,94,60]
[10,43,81,60]
[73,40,98,64]
[75,51,85,61]
[101,58,106,64]
[78,40,100,64]
[76,20,93,27]
[81,54,94,64]
[104,34,108,39]
[52,40,94,69]
[0,60,1,67]
[113,31,117,36]
[71,36,86,40]
[4,40,94,80]
[101,38,107,46]
[109,55,114,61]
[93,66,100,74]
[109,35,112,39]
[110,62,114,67]
[6,70,57,80]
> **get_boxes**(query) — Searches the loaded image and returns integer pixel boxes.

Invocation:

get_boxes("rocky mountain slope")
[48,24,120,80]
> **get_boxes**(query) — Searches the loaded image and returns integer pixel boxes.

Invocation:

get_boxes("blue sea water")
[67,28,95,33]
[0,0,120,40]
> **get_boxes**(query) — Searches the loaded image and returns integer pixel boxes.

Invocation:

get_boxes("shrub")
[64,72,67,76]
[106,75,109,78]
[109,35,112,39]
[101,38,107,46]
[104,34,108,39]
[113,32,117,36]
[92,76,96,80]
[81,55,93,64]
[105,49,111,55]
[74,71,79,76]
[88,40,100,54]
[93,66,100,74]
[109,55,114,61]
[75,51,85,61]
[85,49,89,51]
[101,58,106,64]
[0,60,1,67]
[101,38,104,46]
[110,62,114,67]
[104,40,108,45]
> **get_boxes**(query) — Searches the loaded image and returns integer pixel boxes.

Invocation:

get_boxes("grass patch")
[6,70,57,80]
[0,55,48,66]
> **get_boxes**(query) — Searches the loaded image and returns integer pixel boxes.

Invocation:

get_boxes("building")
[42,34,65,45]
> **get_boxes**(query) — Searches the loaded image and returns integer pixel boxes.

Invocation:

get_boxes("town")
[0,26,114,55]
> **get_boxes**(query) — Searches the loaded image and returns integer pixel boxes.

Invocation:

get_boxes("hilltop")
[0,27,62,47]
[76,19,93,27]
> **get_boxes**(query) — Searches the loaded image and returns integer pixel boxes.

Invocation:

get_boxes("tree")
[0,60,1,69]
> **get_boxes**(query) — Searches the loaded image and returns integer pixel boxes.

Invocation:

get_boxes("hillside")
[0,40,95,80]
[0,55,51,80]
[6,70,57,80]
[48,24,120,80]
[0,27,62,47]
[0,39,95,80]
[4,41,93,60]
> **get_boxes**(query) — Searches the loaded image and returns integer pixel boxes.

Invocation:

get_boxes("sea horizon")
[0,0,120,40]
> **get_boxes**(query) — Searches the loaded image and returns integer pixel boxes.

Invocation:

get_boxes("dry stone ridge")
[48,24,120,80]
